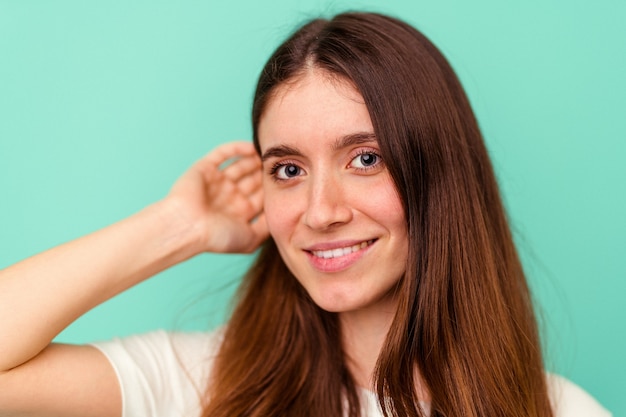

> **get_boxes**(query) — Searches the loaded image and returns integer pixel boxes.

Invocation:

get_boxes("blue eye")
[274,163,302,180]
[351,152,381,169]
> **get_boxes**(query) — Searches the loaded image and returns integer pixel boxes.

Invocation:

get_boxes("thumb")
[245,213,270,252]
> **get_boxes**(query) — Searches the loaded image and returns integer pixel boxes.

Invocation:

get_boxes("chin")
[307,290,373,314]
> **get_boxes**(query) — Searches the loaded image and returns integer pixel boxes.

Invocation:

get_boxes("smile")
[310,239,376,259]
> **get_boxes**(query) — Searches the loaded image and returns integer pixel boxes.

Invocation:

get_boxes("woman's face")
[257,70,408,314]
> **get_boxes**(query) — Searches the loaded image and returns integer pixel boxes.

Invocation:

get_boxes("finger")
[193,142,257,186]
[198,141,257,170]
[222,153,261,182]
[236,168,262,196]
[246,187,264,218]
[246,213,269,252]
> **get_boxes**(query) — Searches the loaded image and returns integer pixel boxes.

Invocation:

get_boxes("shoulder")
[92,328,224,384]
[547,374,612,417]
[90,328,225,417]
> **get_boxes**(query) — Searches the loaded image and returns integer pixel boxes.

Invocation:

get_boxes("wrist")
[143,197,207,263]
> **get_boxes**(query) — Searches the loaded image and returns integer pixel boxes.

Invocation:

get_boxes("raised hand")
[0,142,270,416]
[167,141,269,254]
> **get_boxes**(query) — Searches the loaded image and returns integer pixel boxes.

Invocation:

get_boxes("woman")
[0,12,610,417]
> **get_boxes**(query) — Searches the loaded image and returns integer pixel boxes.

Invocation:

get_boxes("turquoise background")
[1,0,623,414]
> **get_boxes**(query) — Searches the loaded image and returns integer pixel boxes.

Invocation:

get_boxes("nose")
[302,173,353,230]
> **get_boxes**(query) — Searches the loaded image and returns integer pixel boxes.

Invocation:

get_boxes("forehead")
[257,70,373,152]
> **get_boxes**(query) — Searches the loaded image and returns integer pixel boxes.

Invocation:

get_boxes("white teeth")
[311,240,373,259]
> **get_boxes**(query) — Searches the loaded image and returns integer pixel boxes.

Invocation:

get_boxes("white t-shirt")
[91,330,611,417]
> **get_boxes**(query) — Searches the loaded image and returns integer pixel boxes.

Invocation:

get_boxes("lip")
[304,239,377,273]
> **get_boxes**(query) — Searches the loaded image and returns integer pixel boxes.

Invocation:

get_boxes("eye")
[350,151,382,170]
[272,163,303,180]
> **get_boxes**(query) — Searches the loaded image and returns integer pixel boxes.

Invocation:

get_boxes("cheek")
[263,189,295,241]
[367,180,406,224]
[369,185,408,255]
[388,198,408,242]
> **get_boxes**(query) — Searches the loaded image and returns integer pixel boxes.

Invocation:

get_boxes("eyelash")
[349,149,383,172]
[268,149,384,182]
[269,160,302,182]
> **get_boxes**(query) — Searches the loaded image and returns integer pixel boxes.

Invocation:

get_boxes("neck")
[339,294,431,402]
[339,296,396,390]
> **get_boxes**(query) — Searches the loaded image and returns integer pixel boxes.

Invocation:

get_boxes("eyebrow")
[333,132,377,150]
[261,131,377,162]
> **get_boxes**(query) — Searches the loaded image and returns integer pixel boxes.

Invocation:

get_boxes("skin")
[0,69,413,414]
[0,142,268,416]
[258,69,409,388]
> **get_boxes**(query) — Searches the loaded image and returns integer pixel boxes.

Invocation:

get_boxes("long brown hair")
[203,12,552,417]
